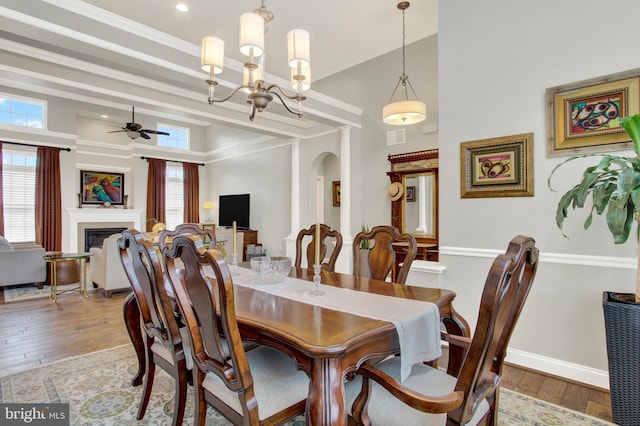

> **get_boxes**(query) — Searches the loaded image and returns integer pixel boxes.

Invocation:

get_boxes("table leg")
[441,303,470,376]
[50,260,57,302]
[123,292,145,386]
[306,358,346,426]
[79,258,88,298]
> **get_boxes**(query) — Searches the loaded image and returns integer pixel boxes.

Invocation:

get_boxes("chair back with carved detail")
[352,225,417,284]
[158,223,215,253]
[163,235,308,426]
[294,223,343,272]
[347,235,539,426]
[118,229,191,426]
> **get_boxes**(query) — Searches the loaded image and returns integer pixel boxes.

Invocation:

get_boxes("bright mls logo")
[1,404,68,425]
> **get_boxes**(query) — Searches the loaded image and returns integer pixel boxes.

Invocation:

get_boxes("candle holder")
[231,253,238,272]
[310,264,324,296]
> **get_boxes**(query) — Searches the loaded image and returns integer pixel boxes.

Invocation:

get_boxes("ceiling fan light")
[239,12,264,57]
[201,36,224,74]
[287,29,310,69]
[383,100,426,125]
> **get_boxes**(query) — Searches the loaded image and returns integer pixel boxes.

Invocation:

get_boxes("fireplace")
[64,208,144,253]
[84,227,127,252]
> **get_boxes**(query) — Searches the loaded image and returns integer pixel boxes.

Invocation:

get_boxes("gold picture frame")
[546,68,640,157]
[460,133,534,198]
[332,181,341,207]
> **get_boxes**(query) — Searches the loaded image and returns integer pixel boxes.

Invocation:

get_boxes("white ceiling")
[0,0,438,142]
[82,0,438,82]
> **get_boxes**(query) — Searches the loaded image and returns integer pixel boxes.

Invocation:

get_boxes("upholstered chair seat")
[150,327,194,371]
[202,345,309,421]
[345,357,490,425]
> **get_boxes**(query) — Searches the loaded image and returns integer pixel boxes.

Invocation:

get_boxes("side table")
[43,252,93,302]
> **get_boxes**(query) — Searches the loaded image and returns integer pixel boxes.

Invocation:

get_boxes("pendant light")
[383,2,426,125]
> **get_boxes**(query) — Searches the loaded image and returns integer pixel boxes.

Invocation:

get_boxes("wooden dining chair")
[352,225,417,284]
[294,223,343,271]
[163,235,309,426]
[158,222,215,252]
[118,229,192,426]
[345,235,539,426]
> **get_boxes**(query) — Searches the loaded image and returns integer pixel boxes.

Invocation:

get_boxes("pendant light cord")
[401,6,406,77]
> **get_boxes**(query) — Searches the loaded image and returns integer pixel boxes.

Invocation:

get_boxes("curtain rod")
[140,156,204,166]
[1,140,71,152]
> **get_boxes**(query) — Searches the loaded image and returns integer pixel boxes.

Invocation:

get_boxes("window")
[3,150,37,242]
[0,95,45,129]
[166,164,184,230]
[157,124,189,150]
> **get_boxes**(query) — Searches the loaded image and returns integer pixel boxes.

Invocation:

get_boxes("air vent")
[386,129,405,146]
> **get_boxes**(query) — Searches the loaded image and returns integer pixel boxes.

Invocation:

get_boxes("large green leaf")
[621,114,640,155]
[606,198,634,243]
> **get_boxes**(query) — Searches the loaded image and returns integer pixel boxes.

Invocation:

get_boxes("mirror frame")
[387,149,439,247]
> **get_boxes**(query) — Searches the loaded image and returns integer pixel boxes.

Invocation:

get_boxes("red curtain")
[146,158,166,231]
[35,146,62,251]
[0,142,4,237]
[183,162,199,224]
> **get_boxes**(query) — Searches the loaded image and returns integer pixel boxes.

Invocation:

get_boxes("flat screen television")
[218,194,250,229]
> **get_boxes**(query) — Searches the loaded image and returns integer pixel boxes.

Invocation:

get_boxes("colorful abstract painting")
[80,171,124,205]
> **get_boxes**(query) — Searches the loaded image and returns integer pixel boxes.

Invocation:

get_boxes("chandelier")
[200,1,311,121]
[382,2,426,125]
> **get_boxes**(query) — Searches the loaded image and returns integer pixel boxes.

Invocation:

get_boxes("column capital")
[338,125,351,136]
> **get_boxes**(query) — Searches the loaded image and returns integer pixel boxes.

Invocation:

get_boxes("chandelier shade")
[382,2,426,126]
[201,36,224,74]
[287,29,311,69]
[291,65,310,92]
[200,1,310,121]
[239,12,265,57]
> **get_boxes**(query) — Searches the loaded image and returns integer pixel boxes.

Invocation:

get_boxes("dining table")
[123,264,469,425]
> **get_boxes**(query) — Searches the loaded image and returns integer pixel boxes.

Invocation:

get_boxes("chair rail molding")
[440,246,635,269]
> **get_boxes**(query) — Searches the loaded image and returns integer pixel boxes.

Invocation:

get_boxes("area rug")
[0,344,613,425]
[2,283,97,302]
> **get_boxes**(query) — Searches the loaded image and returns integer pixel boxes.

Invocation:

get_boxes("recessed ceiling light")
[100,114,109,118]
[176,3,189,12]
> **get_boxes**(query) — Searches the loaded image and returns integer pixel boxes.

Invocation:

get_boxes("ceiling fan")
[107,106,169,140]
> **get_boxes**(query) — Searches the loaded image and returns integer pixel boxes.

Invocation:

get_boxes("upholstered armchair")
[89,233,131,298]
[0,238,46,287]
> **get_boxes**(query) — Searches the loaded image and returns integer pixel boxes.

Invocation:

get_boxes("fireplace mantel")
[64,208,145,252]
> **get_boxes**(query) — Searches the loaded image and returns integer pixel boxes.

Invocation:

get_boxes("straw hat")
[387,182,404,201]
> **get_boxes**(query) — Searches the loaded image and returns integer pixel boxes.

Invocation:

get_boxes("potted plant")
[548,114,640,425]
[359,223,371,278]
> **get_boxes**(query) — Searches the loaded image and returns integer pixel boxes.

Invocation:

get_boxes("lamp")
[382,2,426,126]
[202,200,215,223]
[200,1,311,121]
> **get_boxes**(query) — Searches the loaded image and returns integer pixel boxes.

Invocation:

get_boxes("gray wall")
[313,35,439,233]
[438,0,640,387]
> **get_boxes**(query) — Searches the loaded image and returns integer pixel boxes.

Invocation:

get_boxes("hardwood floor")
[0,288,613,423]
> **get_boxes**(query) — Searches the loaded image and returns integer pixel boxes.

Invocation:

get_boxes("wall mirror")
[403,171,436,239]
[387,149,438,261]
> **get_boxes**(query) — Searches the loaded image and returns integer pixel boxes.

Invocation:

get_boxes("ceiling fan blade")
[140,129,170,135]
[139,132,151,140]
[107,129,127,133]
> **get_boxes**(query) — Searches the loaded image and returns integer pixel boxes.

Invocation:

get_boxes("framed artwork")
[332,181,341,207]
[406,185,416,202]
[546,68,640,157]
[460,133,534,198]
[80,170,125,205]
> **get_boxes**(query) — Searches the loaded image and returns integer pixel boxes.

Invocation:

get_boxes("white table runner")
[231,267,441,381]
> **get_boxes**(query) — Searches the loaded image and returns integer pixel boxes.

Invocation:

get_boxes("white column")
[336,126,353,273]
[285,138,301,258]
[415,174,428,234]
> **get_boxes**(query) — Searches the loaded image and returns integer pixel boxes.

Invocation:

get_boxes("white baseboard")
[506,348,610,390]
